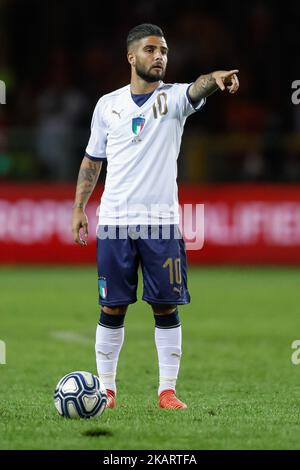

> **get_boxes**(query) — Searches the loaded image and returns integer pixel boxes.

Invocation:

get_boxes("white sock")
[155,325,182,396]
[95,325,124,394]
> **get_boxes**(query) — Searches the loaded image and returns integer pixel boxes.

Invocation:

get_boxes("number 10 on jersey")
[153,92,168,118]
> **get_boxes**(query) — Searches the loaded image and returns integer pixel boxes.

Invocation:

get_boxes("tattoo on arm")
[73,157,102,209]
[78,167,98,184]
[188,73,219,102]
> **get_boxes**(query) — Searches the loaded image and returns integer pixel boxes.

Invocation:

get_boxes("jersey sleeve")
[173,83,206,119]
[85,99,107,160]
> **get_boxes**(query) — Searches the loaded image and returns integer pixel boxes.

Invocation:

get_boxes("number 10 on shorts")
[163,258,182,285]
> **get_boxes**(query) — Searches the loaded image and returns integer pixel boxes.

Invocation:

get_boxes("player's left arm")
[188,69,239,103]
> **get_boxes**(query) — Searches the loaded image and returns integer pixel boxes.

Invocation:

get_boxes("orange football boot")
[106,389,116,409]
[159,389,187,409]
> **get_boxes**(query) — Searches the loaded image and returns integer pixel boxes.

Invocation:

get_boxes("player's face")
[129,36,168,83]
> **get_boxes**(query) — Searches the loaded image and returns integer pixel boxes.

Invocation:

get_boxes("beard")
[135,61,166,83]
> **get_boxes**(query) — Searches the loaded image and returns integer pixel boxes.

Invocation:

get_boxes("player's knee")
[103,305,128,315]
[153,306,181,329]
[150,303,177,315]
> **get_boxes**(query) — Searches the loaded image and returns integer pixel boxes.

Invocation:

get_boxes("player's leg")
[96,305,128,409]
[138,225,190,409]
[151,303,187,409]
[95,228,139,408]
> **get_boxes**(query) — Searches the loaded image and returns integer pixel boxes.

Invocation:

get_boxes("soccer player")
[72,24,239,409]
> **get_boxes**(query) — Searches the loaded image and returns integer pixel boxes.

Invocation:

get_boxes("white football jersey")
[86,81,205,225]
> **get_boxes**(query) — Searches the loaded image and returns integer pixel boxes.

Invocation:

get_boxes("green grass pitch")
[0,266,300,450]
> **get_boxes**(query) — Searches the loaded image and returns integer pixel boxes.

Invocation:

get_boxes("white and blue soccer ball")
[54,371,107,419]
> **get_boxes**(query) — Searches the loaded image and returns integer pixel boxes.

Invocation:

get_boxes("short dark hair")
[127,23,164,49]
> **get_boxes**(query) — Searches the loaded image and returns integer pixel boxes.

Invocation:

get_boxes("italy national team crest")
[98,277,107,299]
[132,115,145,142]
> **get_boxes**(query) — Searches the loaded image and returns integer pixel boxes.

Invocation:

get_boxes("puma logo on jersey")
[97,350,113,360]
[112,109,123,118]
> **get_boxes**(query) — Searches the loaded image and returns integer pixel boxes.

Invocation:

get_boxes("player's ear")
[127,51,135,66]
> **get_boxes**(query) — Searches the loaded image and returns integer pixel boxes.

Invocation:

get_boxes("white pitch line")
[50,330,92,344]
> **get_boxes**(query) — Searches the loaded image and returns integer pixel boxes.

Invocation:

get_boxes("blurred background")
[0,0,300,263]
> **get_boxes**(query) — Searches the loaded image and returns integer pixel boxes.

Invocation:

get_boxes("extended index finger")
[224,69,239,77]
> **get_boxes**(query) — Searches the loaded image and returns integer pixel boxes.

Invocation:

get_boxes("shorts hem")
[99,298,137,306]
[142,296,191,305]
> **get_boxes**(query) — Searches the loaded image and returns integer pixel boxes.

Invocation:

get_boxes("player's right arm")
[72,156,102,246]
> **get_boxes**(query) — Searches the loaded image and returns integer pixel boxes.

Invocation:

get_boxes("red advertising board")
[1,184,300,264]
[179,185,300,264]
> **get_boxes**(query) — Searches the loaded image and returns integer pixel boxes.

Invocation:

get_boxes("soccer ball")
[54,371,107,419]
